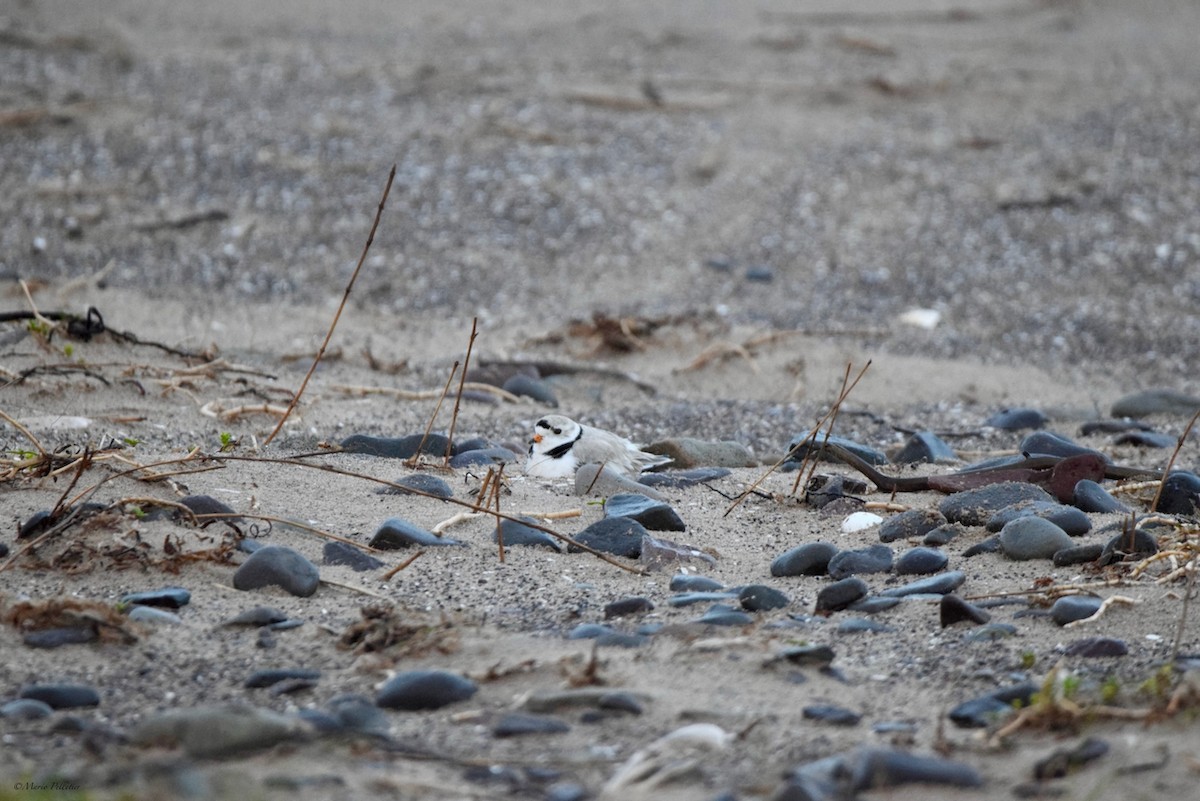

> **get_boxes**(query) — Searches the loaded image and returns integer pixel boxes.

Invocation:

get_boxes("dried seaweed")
[338,602,459,658]
[2,595,141,644]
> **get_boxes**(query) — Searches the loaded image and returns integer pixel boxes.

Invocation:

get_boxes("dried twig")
[445,319,478,465]
[405,360,458,469]
[263,164,396,446]
[1150,406,1200,512]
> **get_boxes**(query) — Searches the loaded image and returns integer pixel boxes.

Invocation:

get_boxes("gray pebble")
[894,431,958,464]
[894,547,948,575]
[1100,527,1158,563]
[697,603,755,626]
[604,597,654,618]
[370,517,466,549]
[449,446,520,468]
[1020,431,1106,460]
[948,682,1037,728]
[1155,471,1200,515]
[19,683,100,709]
[803,704,861,726]
[322,541,385,571]
[1049,595,1103,626]
[923,523,962,546]
[127,606,183,625]
[962,623,1018,642]
[940,594,990,627]
[502,374,557,406]
[669,574,725,592]
[23,627,97,648]
[130,704,307,758]
[340,433,453,459]
[788,434,888,466]
[375,670,477,711]
[669,591,739,608]
[223,606,288,627]
[1,699,55,720]
[245,668,321,689]
[327,693,391,737]
[828,544,893,579]
[1062,637,1128,657]
[836,618,895,634]
[879,571,965,598]
[568,517,647,558]
[492,712,570,737]
[604,493,685,531]
[119,586,191,608]
[985,407,1047,430]
[1053,543,1104,566]
[495,516,560,550]
[941,482,1055,526]
[772,541,838,577]
[738,584,790,611]
[815,577,869,612]
[878,509,947,543]
[999,517,1074,560]
[987,501,1092,536]
[379,473,453,499]
[1072,479,1130,514]
[1113,430,1177,448]
[1111,388,1200,417]
[233,545,320,597]
[639,467,732,488]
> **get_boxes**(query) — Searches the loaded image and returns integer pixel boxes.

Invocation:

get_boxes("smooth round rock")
[1073,479,1131,514]
[375,670,477,711]
[568,623,617,640]
[130,704,305,758]
[985,407,1047,430]
[1155,471,1200,515]
[1050,595,1104,626]
[802,704,861,726]
[245,668,321,689]
[894,547,948,575]
[999,517,1074,560]
[788,435,888,466]
[127,606,183,625]
[940,594,991,627]
[923,524,962,546]
[948,683,1037,728]
[604,493,686,531]
[836,618,895,634]
[1053,543,1105,566]
[696,604,755,626]
[962,623,1018,642]
[986,501,1092,536]
[771,542,838,577]
[1100,528,1158,562]
[738,584,790,612]
[604,597,654,618]
[326,694,391,736]
[1062,637,1128,657]
[1111,389,1200,417]
[1114,430,1177,448]
[494,517,560,550]
[322,541,385,572]
[233,545,320,597]
[668,591,738,608]
[119,587,191,609]
[669,574,725,591]
[828,544,893,579]
[370,518,466,549]
[19,684,100,709]
[380,473,454,499]
[568,517,647,558]
[1020,431,1106,460]
[641,439,756,469]
[0,699,54,720]
[815,577,869,612]
[223,606,288,627]
[880,571,965,597]
[940,482,1055,526]
[962,535,1002,557]
[493,712,570,737]
[340,433,453,459]
[894,431,957,464]
[878,509,947,543]
[177,494,241,522]
[639,467,732,488]
[23,627,97,648]
[502,374,558,406]
[850,749,983,790]
[449,446,520,468]
[841,511,883,533]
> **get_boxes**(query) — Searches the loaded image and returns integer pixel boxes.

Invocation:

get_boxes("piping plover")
[523,414,671,478]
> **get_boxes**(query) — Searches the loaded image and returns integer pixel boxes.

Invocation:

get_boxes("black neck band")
[545,428,583,459]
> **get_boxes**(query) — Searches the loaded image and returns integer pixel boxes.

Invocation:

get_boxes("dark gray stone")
[948,683,1037,728]
[568,517,647,558]
[322,541,385,571]
[370,518,466,549]
[894,547,948,575]
[340,433,453,459]
[1062,637,1128,657]
[1073,479,1131,513]
[19,684,100,709]
[739,584,790,611]
[1020,431,1106,460]
[604,493,686,531]
[449,446,520,468]
[23,627,97,648]
[119,587,192,609]
[1100,527,1158,562]
[1111,388,1200,417]
[495,516,560,550]
[1050,595,1103,626]
[878,509,947,543]
[502,374,558,406]
[879,571,965,597]
[802,704,861,726]
[815,577,869,612]
[669,574,724,592]
[771,541,838,577]
[940,594,991,627]
[787,435,888,466]
[380,473,454,499]
[1155,471,1200,515]
[245,668,321,689]
[985,407,1047,430]
[375,670,477,710]
[1053,543,1104,566]
[604,597,654,618]
[894,431,957,464]
[999,517,1074,560]
[0,698,54,720]
[828,544,893,579]
[492,712,570,737]
[986,501,1092,536]
[639,467,732,488]
[697,604,755,626]
[233,545,320,597]
[940,482,1055,526]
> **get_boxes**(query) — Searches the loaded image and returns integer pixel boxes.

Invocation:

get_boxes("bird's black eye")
[552,427,561,435]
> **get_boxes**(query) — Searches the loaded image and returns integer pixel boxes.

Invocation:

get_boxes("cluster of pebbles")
[2,387,1198,800]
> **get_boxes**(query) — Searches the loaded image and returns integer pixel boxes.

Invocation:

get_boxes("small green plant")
[1020,650,1037,670]
[62,343,74,357]
[122,437,139,448]
[1060,673,1081,699]
[129,505,145,519]
[1138,664,1176,699]
[1100,675,1121,703]
[218,431,238,452]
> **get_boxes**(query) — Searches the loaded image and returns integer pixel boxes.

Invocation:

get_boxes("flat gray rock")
[233,545,320,597]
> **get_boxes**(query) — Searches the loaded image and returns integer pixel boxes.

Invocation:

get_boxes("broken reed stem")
[406,360,459,469]
[263,163,396,447]
[1150,406,1200,513]
[0,407,48,458]
[493,464,506,564]
[723,359,871,517]
[792,360,872,496]
[381,550,425,581]
[444,318,478,465]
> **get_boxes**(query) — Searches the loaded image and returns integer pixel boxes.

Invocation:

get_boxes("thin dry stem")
[405,360,458,469]
[1150,406,1200,512]
[444,318,478,465]
[263,163,396,446]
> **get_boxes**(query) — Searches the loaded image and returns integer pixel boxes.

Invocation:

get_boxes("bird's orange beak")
[533,434,543,443]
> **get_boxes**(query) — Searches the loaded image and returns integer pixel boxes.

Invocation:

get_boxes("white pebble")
[898,308,941,330]
[842,511,883,533]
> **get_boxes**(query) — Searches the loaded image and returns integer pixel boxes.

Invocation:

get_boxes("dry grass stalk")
[405,359,458,469]
[333,382,519,403]
[1150,406,1200,512]
[445,318,479,465]
[263,163,397,446]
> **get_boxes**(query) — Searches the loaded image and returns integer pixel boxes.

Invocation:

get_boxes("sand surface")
[2,1,1200,799]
